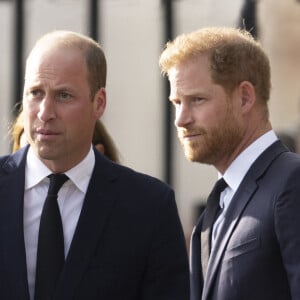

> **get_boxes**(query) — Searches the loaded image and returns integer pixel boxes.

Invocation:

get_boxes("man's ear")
[93,87,106,119]
[239,81,256,114]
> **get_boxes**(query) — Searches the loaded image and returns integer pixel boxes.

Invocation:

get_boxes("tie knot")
[205,178,228,210]
[47,174,69,196]
[214,178,227,194]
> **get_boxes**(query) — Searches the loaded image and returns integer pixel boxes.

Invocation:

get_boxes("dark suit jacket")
[191,141,300,300]
[0,146,189,300]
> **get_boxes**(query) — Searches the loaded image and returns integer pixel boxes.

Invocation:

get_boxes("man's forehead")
[25,45,85,76]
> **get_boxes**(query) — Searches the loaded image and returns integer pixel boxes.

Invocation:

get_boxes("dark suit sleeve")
[275,166,300,299]
[140,188,190,300]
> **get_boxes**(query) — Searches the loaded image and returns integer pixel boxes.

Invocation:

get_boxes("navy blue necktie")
[35,174,69,300]
[201,178,227,279]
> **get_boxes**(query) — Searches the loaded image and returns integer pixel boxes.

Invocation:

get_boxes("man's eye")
[28,89,43,99]
[192,97,206,105]
[194,97,204,102]
[58,91,72,100]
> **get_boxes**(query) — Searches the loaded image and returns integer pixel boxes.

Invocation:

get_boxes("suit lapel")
[55,151,119,300]
[202,180,257,298]
[0,148,30,299]
[202,141,289,299]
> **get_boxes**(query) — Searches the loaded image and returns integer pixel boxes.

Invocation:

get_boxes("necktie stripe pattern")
[201,178,227,279]
[34,174,69,300]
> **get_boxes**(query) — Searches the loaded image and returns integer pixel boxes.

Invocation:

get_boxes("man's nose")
[175,104,193,128]
[37,96,56,122]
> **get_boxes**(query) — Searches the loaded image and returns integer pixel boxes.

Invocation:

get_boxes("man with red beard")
[159,27,300,300]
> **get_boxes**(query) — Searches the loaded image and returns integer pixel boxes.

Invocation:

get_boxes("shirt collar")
[25,146,95,193]
[220,130,278,191]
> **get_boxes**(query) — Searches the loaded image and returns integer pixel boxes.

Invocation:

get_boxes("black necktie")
[201,178,227,279]
[34,173,69,300]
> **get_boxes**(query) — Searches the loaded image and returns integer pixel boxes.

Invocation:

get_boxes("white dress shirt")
[23,146,95,300]
[211,130,278,248]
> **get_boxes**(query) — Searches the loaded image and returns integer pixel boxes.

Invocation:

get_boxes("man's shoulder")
[275,150,300,171]
[94,154,173,194]
[0,148,27,174]
[255,146,300,186]
[0,153,16,170]
[256,140,300,169]
[112,160,171,189]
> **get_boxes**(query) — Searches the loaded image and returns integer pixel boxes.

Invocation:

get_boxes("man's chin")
[186,156,201,163]
[183,148,207,164]
[34,146,57,161]
[184,150,199,162]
